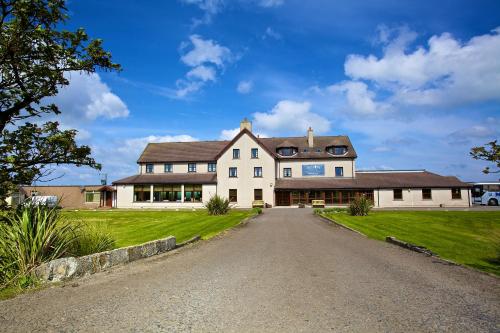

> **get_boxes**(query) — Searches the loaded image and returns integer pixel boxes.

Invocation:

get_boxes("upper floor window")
[451,188,462,199]
[145,163,154,173]
[251,148,258,158]
[327,146,348,155]
[335,167,344,177]
[283,168,292,177]
[208,163,216,172]
[254,167,263,177]
[422,188,432,200]
[229,167,237,178]
[188,163,197,173]
[277,147,297,156]
[164,163,173,173]
[233,149,240,159]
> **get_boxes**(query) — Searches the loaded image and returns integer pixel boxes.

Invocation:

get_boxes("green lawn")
[321,211,500,276]
[62,209,257,248]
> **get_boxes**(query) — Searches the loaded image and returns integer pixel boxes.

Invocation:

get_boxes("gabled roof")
[136,130,357,163]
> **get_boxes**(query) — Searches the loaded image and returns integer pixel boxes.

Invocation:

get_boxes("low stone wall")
[35,236,176,282]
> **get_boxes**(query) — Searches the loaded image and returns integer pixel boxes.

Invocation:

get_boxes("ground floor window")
[393,189,403,200]
[134,185,151,202]
[85,191,101,203]
[229,189,237,202]
[422,188,432,200]
[153,185,181,202]
[184,185,202,202]
[284,189,374,206]
[451,188,462,199]
[254,189,263,201]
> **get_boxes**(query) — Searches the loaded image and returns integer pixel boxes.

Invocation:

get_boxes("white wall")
[115,184,217,209]
[277,159,355,178]
[139,162,213,174]
[375,188,471,208]
[216,132,275,208]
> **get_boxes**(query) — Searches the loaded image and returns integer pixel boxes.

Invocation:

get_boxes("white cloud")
[180,35,231,68]
[174,35,232,98]
[219,128,240,140]
[259,0,284,7]
[327,81,391,115]
[344,26,500,107]
[264,27,281,40]
[180,0,223,26]
[55,71,129,120]
[237,80,253,94]
[187,65,216,82]
[253,100,330,134]
[118,134,198,156]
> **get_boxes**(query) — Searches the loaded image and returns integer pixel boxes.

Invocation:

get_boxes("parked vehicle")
[30,195,58,207]
[471,182,500,205]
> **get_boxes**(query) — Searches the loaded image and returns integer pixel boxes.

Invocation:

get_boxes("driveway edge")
[315,213,367,237]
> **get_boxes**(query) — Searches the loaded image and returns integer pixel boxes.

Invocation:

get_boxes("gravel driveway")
[1,208,499,332]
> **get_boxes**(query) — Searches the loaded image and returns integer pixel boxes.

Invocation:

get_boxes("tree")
[470,140,500,174]
[0,0,121,207]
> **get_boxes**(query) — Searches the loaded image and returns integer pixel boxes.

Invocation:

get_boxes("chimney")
[307,127,314,147]
[240,118,252,132]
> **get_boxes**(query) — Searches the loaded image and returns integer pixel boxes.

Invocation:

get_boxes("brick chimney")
[307,127,314,147]
[240,118,252,132]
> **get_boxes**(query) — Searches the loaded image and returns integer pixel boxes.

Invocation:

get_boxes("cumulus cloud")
[327,81,391,115]
[253,100,330,134]
[175,35,232,98]
[118,134,198,156]
[54,71,129,121]
[180,0,223,26]
[237,80,253,94]
[259,0,284,7]
[219,128,240,140]
[344,26,500,107]
[263,27,281,40]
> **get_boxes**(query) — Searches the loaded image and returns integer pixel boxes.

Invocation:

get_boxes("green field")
[321,211,500,276]
[62,209,257,248]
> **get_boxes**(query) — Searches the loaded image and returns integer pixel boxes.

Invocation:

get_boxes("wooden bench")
[252,200,265,208]
[311,200,325,208]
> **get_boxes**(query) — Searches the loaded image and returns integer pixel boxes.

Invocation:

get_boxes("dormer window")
[327,146,348,155]
[277,147,298,156]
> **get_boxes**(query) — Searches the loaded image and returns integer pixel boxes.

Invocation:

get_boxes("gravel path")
[1,208,499,332]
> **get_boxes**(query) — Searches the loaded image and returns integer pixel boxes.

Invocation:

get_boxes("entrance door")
[275,191,291,206]
[105,191,113,207]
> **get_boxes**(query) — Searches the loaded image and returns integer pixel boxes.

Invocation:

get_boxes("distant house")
[17,185,115,209]
[112,119,472,208]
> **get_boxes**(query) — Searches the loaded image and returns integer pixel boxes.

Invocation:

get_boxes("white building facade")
[113,119,472,208]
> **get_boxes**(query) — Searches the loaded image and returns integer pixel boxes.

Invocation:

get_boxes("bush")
[347,196,372,216]
[254,207,263,215]
[69,223,115,257]
[0,201,75,287]
[323,207,347,214]
[313,208,322,215]
[205,195,231,215]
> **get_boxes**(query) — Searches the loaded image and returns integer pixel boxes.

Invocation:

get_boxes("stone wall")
[35,236,176,282]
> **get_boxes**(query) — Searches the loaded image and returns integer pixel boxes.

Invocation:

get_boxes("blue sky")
[45,0,500,184]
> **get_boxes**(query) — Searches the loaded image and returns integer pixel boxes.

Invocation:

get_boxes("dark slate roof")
[137,131,356,163]
[275,171,471,189]
[113,173,217,185]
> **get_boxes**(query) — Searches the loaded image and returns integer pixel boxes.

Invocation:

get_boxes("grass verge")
[320,210,500,276]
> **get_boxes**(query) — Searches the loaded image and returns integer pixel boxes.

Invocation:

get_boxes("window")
[30,190,38,197]
[164,163,173,173]
[254,167,263,177]
[335,167,344,177]
[327,146,348,155]
[145,163,153,173]
[283,168,292,177]
[393,189,403,200]
[208,163,216,172]
[303,148,308,153]
[153,185,181,202]
[188,163,197,173]
[233,149,240,159]
[229,189,237,202]
[184,185,202,202]
[251,148,258,158]
[229,167,237,177]
[451,188,462,199]
[134,185,151,202]
[254,189,263,201]
[422,188,432,200]
[85,191,100,203]
[277,147,297,156]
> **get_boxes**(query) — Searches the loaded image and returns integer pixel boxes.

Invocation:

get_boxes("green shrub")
[313,208,322,215]
[69,223,115,257]
[254,207,263,214]
[0,201,75,287]
[323,207,347,213]
[347,196,372,216]
[205,195,231,215]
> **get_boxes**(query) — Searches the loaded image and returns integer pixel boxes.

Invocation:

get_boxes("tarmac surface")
[0,208,499,332]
